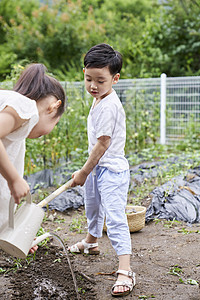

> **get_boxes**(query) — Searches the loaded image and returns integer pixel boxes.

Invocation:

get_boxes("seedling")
[154,218,182,229]
[186,279,198,285]
[36,226,50,247]
[53,258,61,263]
[54,216,65,224]
[178,228,200,235]
[0,267,6,274]
[168,265,198,285]
[54,227,62,232]
[78,287,86,294]
[139,295,155,299]
[168,265,183,277]
[1,258,23,274]
[69,213,86,233]
[163,219,181,229]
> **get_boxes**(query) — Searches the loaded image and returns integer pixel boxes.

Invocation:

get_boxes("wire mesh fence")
[2,75,199,147]
[63,75,200,148]
[165,76,200,145]
[27,76,200,171]
[1,75,200,171]
[113,78,161,150]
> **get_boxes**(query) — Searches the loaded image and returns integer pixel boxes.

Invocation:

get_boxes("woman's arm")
[0,106,26,136]
[71,135,111,187]
[0,106,30,203]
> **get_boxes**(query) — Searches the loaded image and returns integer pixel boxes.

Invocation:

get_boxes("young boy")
[69,43,136,297]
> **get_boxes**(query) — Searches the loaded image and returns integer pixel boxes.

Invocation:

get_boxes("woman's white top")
[0,90,39,230]
[87,89,129,173]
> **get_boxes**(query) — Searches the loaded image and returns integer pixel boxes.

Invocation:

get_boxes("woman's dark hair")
[13,63,65,117]
[84,43,122,75]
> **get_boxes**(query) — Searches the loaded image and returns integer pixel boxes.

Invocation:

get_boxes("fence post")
[160,73,167,144]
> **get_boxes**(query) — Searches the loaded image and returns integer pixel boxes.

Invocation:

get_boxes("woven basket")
[103,205,146,233]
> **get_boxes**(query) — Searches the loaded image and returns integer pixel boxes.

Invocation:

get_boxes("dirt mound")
[0,244,96,300]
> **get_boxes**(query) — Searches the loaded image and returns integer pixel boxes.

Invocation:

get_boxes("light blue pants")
[84,166,132,256]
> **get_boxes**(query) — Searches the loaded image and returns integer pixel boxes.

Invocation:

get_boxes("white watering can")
[0,179,73,259]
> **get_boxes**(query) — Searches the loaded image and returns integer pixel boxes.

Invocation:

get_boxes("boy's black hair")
[84,43,122,75]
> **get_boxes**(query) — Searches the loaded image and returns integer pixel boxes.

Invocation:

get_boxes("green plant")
[36,226,50,247]
[78,287,86,294]
[178,227,200,235]
[69,213,87,234]
[0,267,6,274]
[54,227,62,232]
[168,265,199,285]
[163,219,182,229]
[0,247,38,275]
[24,85,90,174]
[53,258,61,263]
[186,279,198,285]
[168,265,183,277]
[139,296,155,299]
[128,149,200,206]
[125,88,160,152]
[54,216,65,224]
[34,188,49,202]
[176,116,200,151]
[1,258,23,274]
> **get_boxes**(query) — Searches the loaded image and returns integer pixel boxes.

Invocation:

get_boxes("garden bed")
[1,156,200,299]
[0,205,200,299]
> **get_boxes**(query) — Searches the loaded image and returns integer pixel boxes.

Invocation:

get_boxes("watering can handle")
[9,192,32,229]
[37,179,73,208]
[9,197,15,229]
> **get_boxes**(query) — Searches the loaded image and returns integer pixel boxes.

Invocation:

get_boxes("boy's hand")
[71,169,88,187]
[8,177,30,204]
[70,136,111,187]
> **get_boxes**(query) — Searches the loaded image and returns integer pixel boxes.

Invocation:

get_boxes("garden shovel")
[0,179,73,259]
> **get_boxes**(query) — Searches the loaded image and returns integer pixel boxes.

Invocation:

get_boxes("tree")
[0,0,106,80]
[0,0,200,80]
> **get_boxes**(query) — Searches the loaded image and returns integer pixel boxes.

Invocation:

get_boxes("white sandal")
[68,239,100,255]
[111,269,136,297]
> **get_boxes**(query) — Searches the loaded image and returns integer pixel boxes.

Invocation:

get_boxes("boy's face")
[84,66,120,100]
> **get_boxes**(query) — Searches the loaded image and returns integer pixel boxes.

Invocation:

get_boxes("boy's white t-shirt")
[0,90,39,230]
[87,89,129,173]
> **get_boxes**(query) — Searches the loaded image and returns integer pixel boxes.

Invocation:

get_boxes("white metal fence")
[63,74,200,146]
[162,75,200,145]
[2,75,200,146]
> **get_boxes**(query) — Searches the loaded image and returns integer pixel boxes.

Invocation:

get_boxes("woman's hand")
[8,176,30,204]
[29,245,38,254]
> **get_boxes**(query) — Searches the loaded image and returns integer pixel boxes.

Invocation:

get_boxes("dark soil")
[1,196,200,299]
[0,242,96,300]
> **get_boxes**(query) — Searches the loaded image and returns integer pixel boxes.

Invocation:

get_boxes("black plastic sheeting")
[24,166,84,211]
[129,155,194,187]
[145,166,200,224]
[24,161,200,223]
[46,186,84,212]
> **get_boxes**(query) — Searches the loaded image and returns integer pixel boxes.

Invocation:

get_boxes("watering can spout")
[31,232,51,248]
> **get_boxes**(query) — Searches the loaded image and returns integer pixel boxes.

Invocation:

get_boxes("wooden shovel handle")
[37,179,73,208]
